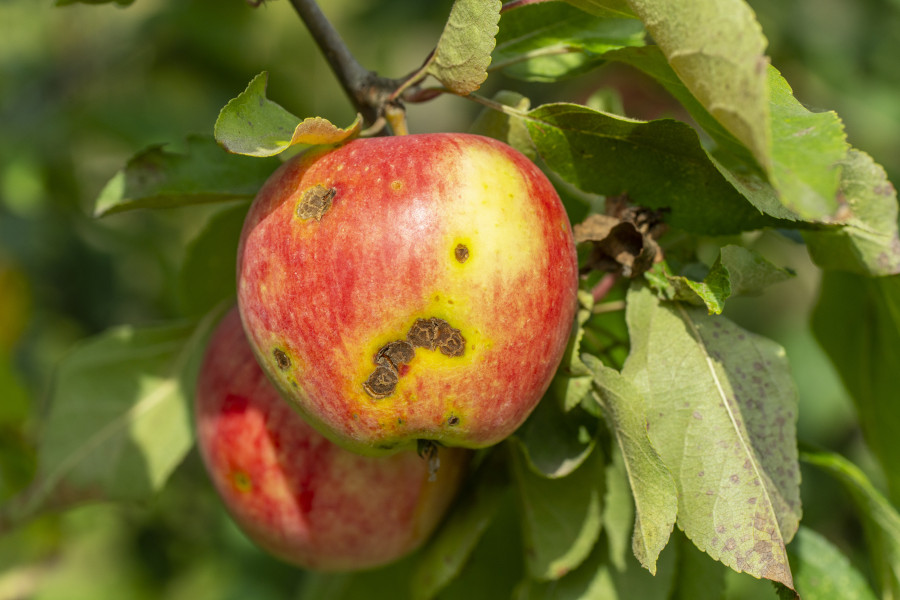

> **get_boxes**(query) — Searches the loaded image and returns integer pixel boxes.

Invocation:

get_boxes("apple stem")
[287,0,403,130]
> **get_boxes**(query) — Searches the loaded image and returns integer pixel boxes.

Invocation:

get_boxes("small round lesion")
[454,243,469,263]
[230,470,253,493]
[296,184,336,221]
[273,348,291,370]
[363,365,399,399]
[447,415,460,426]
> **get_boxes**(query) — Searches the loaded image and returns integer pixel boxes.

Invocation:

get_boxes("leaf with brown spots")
[622,284,801,589]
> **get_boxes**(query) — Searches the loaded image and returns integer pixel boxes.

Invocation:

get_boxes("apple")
[194,308,469,571]
[237,133,578,455]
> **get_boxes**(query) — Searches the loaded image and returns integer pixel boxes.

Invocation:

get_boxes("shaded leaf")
[603,45,849,222]
[645,245,793,314]
[585,355,677,573]
[812,271,900,503]
[513,398,598,479]
[524,103,784,234]
[514,529,678,600]
[493,3,644,82]
[425,0,500,94]
[562,0,636,18]
[621,285,800,588]
[787,526,878,600]
[411,451,507,600]
[178,202,249,316]
[548,290,594,413]
[214,72,361,157]
[602,448,634,571]
[93,136,278,217]
[57,0,133,4]
[512,441,605,580]
[801,449,900,600]
[0,310,223,533]
[669,529,727,600]
[805,149,900,276]
[298,555,416,600]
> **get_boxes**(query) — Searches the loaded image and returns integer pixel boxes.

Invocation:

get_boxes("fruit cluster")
[194,133,578,570]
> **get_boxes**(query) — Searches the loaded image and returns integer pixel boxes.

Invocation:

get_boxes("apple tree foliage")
[2,0,900,598]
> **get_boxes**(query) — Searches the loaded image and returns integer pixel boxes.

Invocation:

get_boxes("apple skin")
[237,133,578,455]
[194,308,469,571]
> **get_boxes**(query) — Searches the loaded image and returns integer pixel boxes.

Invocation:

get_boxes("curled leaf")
[214,72,361,157]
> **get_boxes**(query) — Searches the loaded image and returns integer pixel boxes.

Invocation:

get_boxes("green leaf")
[524,103,783,234]
[804,149,900,276]
[812,271,900,503]
[669,529,728,600]
[621,285,801,589]
[603,46,850,223]
[298,555,416,600]
[0,310,223,532]
[623,0,770,173]
[493,3,644,82]
[214,72,362,157]
[93,136,279,217]
[178,202,248,316]
[562,0,636,18]
[512,441,605,580]
[437,491,525,600]
[549,290,594,413]
[787,525,878,600]
[514,529,678,600]
[425,0,500,94]
[602,450,634,571]
[645,245,794,314]
[512,398,598,479]
[801,449,900,600]
[585,356,677,574]
[56,0,133,5]
[411,451,507,600]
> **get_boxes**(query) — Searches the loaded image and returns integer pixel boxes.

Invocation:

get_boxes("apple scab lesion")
[273,348,291,371]
[296,184,336,221]
[362,317,466,399]
[454,243,469,263]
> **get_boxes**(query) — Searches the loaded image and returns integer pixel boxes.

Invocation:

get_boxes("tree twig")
[287,0,398,128]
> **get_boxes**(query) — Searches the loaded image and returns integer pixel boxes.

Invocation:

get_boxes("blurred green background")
[1,0,898,598]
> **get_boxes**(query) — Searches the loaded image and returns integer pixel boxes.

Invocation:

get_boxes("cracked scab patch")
[362,317,467,400]
[406,317,466,357]
[296,184,336,221]
[374,340,415,372]
[454,243,469,263]
[363,365,399,399]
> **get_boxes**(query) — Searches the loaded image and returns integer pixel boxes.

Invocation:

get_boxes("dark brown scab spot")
[447,415,460,426]
[407,317,466,357]
[454,243,469,263]
[363,366,398,399]
[273,348,291,371]
[374,340,415,371]
[296,184,336,221]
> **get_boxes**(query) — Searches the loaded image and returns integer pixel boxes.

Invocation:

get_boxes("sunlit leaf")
[468,90,535,160]
[93,136,278,217]
[586,356,677,573]
[622,285,800,589]
[214,72,361,157]
[0,310,223,533]
[645,245,794,314]
[425,0,500,94]
[562,0,636,18]
[805,149,900,276]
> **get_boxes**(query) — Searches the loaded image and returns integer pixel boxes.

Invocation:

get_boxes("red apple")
[194,308,469,571]
[237,133,578,455]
